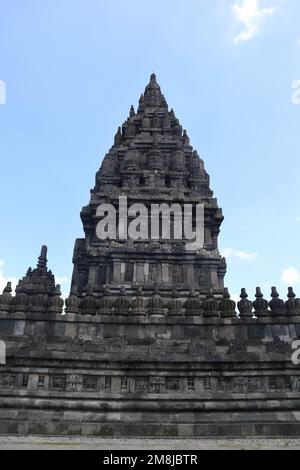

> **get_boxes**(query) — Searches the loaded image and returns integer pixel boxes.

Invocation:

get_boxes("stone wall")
[1,300,300,436]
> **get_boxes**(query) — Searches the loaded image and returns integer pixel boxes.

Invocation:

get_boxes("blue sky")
[0,0,299,302]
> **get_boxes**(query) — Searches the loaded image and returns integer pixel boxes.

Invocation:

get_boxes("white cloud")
[232,0,277,44]
[0,260,18,294]
[281,267,300,286]
[297,39,300,46]
[55,276,69,286]
[222,248,258,260]
[231,293,241,305]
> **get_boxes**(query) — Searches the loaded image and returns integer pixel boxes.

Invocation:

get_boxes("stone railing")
[1,282,299,319]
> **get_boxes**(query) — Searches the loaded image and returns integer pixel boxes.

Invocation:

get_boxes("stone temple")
[1,74,300,437]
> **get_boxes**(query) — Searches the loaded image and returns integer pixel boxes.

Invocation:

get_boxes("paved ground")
[1,436,300,450]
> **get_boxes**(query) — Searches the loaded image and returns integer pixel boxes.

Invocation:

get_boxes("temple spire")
[37,245,48,270]
[74,74,225,300]
[144,73,167,109]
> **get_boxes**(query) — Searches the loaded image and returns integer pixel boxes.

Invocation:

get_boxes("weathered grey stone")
[1,75,300,438]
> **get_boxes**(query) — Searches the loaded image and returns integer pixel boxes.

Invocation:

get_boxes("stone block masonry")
[0,75,300,437]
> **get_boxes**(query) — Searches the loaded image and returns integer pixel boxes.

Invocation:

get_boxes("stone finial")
[183,130,190,145]
[167,289,183,316]
[98,286,114,315]
[65,289,80,314]
[138,94,145,112]
[219,257,227,269]
[100,154,116,177]
[174,124,183,137]
[114,127,122,145]
[147,285,165,317]
[184,289,202,316]
[191,152,201,177]
[269,287,285,317]
[129,105,135,118]
[114,286,130,316]
[11,246,58,314]
[37,245,48,270]
[288,287,296,299]
[29,292,49,313]
[131,286,146,316]
[3,282,12,294]
[220,288,236,318]
[79,286,99,316]
[48,285,64,314]
[13,288,29,313]
[271,287,279,298]
[253,287,269,317]
[237,288,253,318]
[161,95,168,109]
[56,284,61,295]
[144,73,165,107]
[147,73,159,90]
[203,289,220,318]
[223,287,230,299]
[0,282,13,312]
[285,287,300,317]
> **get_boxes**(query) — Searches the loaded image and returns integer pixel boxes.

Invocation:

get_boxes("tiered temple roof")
[71,74,226,305]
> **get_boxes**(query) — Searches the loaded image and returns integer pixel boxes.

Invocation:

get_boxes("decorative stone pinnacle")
[271,287,279,298]
[223,287,230,299]
[37,245,48,270]
[240,288,248,299]
[3,282,12,294]
[288,287,296,299]
[130,105,135,117]
[255,287,263,298]
[55,285,62,296]
[114,127,122,145]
